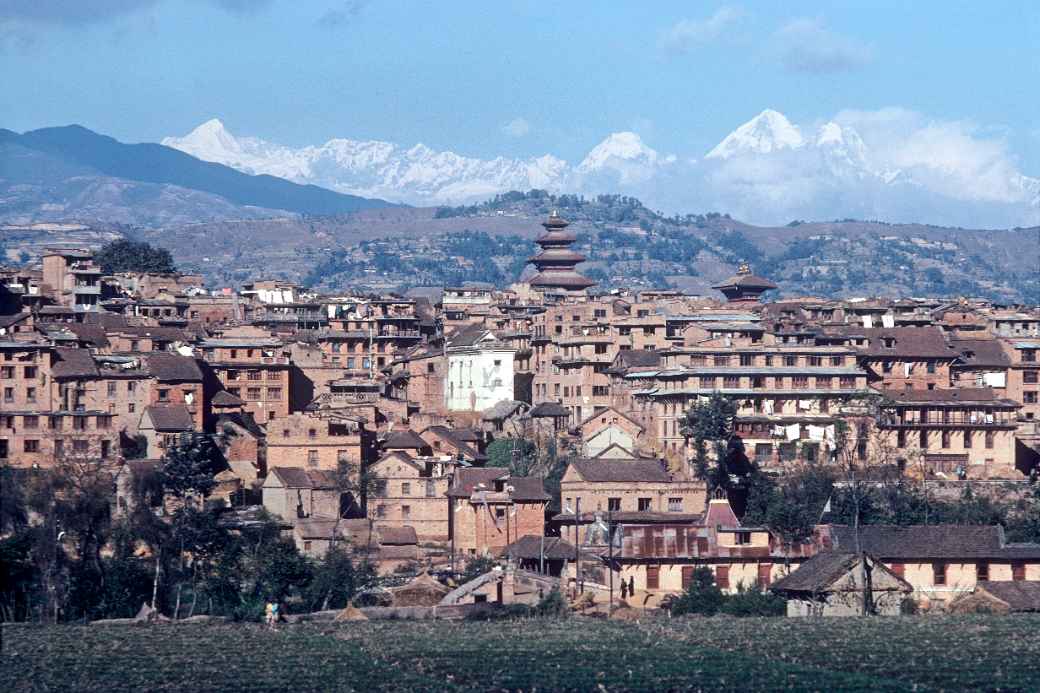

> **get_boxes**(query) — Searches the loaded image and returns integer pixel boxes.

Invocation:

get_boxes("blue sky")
[2,0,1038,171]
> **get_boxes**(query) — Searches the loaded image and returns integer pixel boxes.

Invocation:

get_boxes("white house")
[444,325,515,412]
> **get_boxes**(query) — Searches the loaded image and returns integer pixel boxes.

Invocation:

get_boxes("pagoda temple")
[711,262,777,304]
[526,211,595,294]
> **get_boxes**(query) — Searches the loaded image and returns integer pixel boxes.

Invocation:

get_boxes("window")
[267,370,281,380]
[976,562,989,581]
[941,430,951,449]
[927,361,936,374]
[607,497,621,512]
[267,387,282,400]
[247,387,261,400]
[248,371,262,381]
[303,541,312,552]
[401,482,411,496]
[108,382,117,397]
[376,505,386,518]
[792,376,808,388]
[637,498,652,512]
[667,497,683,512]
[24,415,38,429]
[24,439,39,453]
[127,381,136,393]
[735,531,752,545]
[101,440,111,458]
[128,403,135,414]
[427,363,436,374]
[985,431,994,449]
[25,387,35,403]
[1012,562,1026,581]
[1025,392,1038,404]
[3,387,12,402]
[933,563,947,586]
[158,388,169,402]
[308,428,317,439]
[307,450,318,467]
[53,440,63,458]
[784,355,797,366]
[0,366,11,378]
[1025,371,1039,384]
[883,361,893,374]
[24,366,36,379]
[426,480,436,498]
[739,354,753,366]
[757,563,772,588]
[1023,350,1036,363]
[715,566,730,589]
[646,566,660,590]
[402,506,411,519]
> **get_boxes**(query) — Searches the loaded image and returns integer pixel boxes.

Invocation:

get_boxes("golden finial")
[737,261,751,275]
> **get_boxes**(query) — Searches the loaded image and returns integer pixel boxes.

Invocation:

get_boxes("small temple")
[711,262,778,304]
[526,211,596,295]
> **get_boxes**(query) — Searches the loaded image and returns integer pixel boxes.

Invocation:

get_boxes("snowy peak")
[706,109,804,159]
[163,118,242,158]
[578,132,658,172]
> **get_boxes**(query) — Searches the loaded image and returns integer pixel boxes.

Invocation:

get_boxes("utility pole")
[574,497,582,594]
[608,508,614,614]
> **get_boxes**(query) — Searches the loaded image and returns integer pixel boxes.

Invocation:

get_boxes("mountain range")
[163,109,1040,229]
[0,126,391,226]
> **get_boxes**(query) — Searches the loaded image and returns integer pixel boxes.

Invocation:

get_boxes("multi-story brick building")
[447,468,548,558]
[198,334,291,423]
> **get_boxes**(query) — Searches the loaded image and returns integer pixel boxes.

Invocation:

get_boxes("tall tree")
[95,239,176,275]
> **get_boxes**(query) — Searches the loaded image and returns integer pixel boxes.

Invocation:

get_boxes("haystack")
[334,605,369,621]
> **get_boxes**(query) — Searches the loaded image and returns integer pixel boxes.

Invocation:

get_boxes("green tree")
[305,545,376,611]
[680,393,747,489]
[95,239,176,274]
[159,433,222,501]
[666,567,724,616]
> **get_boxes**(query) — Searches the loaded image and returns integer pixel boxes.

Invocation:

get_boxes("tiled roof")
[528,401,569,418]
[383,429,429,450]
[826,326,960,359]
[880,388,1016,406]
[502,535,576,560]
[268,467,339,489]
[211,390,244,406]
[569,458,669,483]
[377,525,418,545]
[144,352,203,381]
[143,404,194,432]
[770,552,861,593]
[829,524,1010,559]
[51,347,98,378]
[974,581,1040,611]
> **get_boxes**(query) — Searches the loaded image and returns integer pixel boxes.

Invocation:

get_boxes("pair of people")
[265,601,280,628]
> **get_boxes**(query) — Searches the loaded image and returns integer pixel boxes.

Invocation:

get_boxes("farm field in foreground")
[2,614,1039,692]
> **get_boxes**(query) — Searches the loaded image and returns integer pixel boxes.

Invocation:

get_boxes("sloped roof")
[950,339,1011,368]
[502,535,576,560]
[569,458,669,483]
[528,401,569,418]
[770,552,860,593]
[211,390,244,406]
[612,349,662,370]
[383,429,429,450]
[974,581,1040,612]
[377,525,418,545]
[829,524,1008,559]
[482,400,528,421]
[825,326,959,359]
[144,352,203,381]
[143,404,194,432]
[711,271,777,291]
[268,466,339,489]
[446,467,508,496]
[51,347,98,378]
[446,323,494,348]
[507,476,550,501]
[880,388,1016,407]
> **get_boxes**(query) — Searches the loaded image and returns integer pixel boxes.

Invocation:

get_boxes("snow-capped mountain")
[163,110,1040,228]
[164,120,570,205]
[705,109,805,159]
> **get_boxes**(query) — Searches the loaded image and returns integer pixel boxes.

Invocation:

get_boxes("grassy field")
[2,614,1039,692]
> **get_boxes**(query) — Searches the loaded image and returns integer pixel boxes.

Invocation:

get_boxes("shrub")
[667,567,725,616]
[719,583,786,617]
[535,588,568,617]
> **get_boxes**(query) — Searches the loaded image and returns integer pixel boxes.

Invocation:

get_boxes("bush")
[719,583,786,617]
[667,567,725,616]
[535,588,568,617]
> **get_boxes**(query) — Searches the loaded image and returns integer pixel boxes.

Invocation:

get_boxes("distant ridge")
[7,125,395,216]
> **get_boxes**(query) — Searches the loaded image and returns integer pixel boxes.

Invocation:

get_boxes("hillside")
[0,126,393,226]
[122,191,1037,302]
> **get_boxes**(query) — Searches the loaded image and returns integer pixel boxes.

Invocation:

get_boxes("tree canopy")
[95,239,176,275]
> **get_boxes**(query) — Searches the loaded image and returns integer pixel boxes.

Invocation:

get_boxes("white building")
[444,326,515,412]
